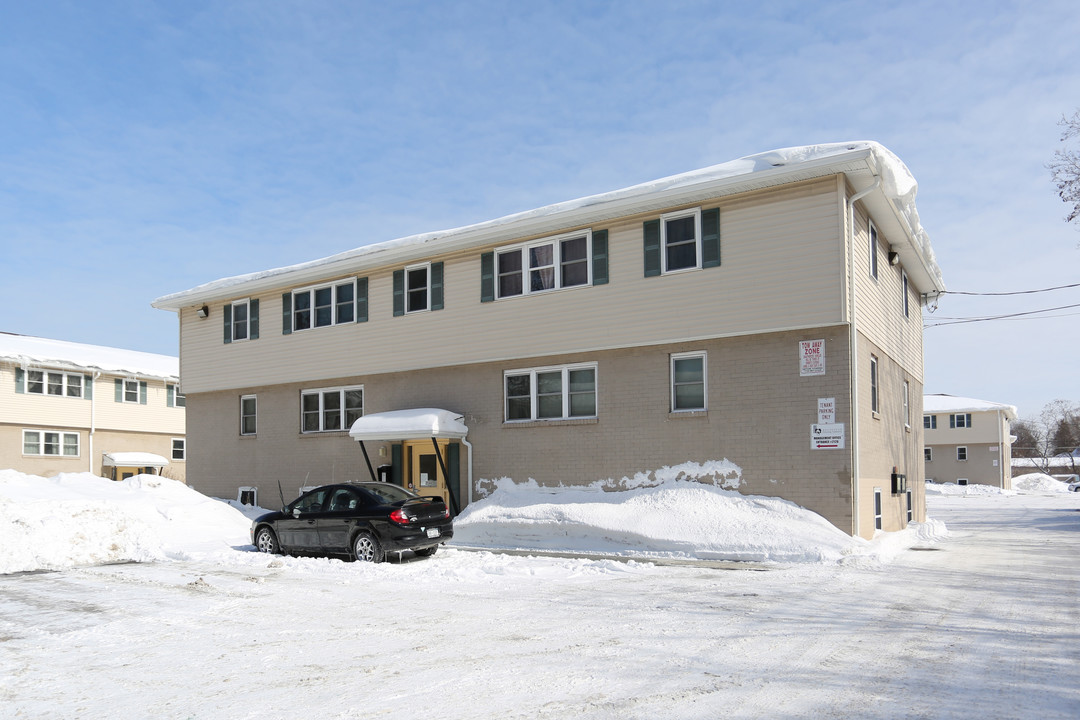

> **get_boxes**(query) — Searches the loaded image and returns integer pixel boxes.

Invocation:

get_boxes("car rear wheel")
[255,527,279,554]
[414,546,438,557]
[353,532,384,563]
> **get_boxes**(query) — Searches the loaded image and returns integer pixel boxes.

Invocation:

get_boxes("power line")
[924,302,1080,328]
[938,282,1080,297]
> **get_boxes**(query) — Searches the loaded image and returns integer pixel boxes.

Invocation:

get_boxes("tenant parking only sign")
[799,339,825,376]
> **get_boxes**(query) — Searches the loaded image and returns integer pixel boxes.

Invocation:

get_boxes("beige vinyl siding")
[93,378,186,435]
[851,202,925,382]
[924,410,1008,445]
[0,365,93,428]
[180,179,847,394]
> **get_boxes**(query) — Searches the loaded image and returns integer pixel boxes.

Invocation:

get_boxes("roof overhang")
[102,452,170,467]
[153,142,944,311]
[348,408,468,442]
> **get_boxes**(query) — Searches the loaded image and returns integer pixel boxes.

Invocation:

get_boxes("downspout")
[461,435,474,506]
[89,371,101,475]
[847,178,880,538]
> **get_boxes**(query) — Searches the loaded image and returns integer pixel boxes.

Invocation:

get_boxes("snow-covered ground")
[2,470,1078,718]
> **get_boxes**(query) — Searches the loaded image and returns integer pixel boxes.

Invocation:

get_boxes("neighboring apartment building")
[0,333,186,482]
[153,142,943,538]
[923,394,1017,489]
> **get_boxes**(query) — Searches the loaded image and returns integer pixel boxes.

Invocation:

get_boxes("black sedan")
[251,482,453,563]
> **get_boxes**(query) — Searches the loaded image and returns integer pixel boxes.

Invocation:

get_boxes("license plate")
[426,528,440,538]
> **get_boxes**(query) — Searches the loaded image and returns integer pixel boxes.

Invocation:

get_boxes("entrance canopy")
[348,408,468,442]
[102,452,170,468]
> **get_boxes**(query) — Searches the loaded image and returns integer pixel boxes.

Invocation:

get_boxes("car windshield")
[362,483,419,504]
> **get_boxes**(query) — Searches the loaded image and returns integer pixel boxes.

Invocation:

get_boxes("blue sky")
[2,0,1078,418]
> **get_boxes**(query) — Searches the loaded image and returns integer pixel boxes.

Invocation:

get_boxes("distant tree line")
[1012,400,1080,474]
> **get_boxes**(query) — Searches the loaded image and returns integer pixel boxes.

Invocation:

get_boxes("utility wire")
[938,282,1080,296]
[924,302,1080,328]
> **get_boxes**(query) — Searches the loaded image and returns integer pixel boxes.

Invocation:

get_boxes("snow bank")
[925,481,1016,497]
[1012,473,1071,494]
[0,470,251,574]
[454,476,944,564]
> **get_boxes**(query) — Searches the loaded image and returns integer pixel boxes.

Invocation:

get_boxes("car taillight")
[389,509,413,525]
[443,508,450,519]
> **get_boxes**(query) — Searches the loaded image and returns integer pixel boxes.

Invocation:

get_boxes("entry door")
[406,440,449,505]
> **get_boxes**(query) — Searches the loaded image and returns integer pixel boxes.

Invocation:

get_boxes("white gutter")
[89,371,100,475]
[461,436,474,506]
[847,177,880,538]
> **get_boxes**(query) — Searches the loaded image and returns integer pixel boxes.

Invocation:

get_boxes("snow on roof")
[923,394,1018,420]
[101,452,170,467]
[0,333,178,381]
[349,408,468,441]
[154,141,942,310]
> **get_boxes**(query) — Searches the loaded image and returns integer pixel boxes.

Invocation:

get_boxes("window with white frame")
[123,378,139,403]
[902,269,910,318]
[906,490,913,522]
[957,446,968,462]
[671,352,706,412]
[504,363,597,422]
[950,413,972,429]
[869,220,879,279]
[240,395,257,436]
[924,414,937,430]
[168,384,186,408]
[301,386,364,433]
[661,208,702,273]
[495,231,592,299]
[25,370,83,398]
[405,263,430,313]
[172,438,186,461]
[903,380,910,427]
[870,355,879,414]
[292,279,357,331]
[231,299,251,341]
[874,488,883,530]
[925,447,933,462]
[23,429,80,457]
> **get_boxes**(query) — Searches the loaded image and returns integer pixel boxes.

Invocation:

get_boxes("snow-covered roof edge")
[349,408,468,441]
[154,141,943,310]
[923,394,1018,421]
[0,333,178,381]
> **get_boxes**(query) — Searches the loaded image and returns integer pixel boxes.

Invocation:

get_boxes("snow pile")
[1012,473,1071,494]
[0,470,251,574]
[454,477,941,564]
[925,481,1016,497]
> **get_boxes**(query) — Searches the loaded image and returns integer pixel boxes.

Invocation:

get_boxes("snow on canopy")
[923,393,1018,420]
[154,141,941,308]
[349,408,468,441]
[101,452,171,467]
[0,333,178,381]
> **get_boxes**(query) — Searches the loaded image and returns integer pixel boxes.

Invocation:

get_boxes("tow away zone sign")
[811,423,845,450]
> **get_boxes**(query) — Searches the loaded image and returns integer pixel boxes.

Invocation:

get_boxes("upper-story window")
[869,220,879,279]
[496,231,592,299]
[23,370,83,398]
[661,208,702,273]
[393,263,443,316]
[224,298,259,344]
[924,414,937,430]
[232,299,251,341]
[292,280,358,331]
[950,413,972,429]
[167,384,185,408]
[902,270,910,318]
[123,379,139,403]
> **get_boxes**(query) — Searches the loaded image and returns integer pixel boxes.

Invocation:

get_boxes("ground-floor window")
[670,352,706,411]
[23,429,80,457]
[957,446,968,462]
[906,490,913,522]
[874,488,882,530]
[504,363,597,421]
[301,386,364,432]
[172,438,186,461]
[240,395,258,435]
[924,447,933,462]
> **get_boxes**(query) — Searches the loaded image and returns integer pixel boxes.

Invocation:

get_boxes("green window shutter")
[281,293,292,335]
[393,270,405,317]
[167,385,175,407]
[949,414,955,429]
[391,443,403,486]
[966,413,972,427]
[643,219,661,277]
[480,252,495,302]
[84,375,93,400]
[701,208,720,268]
[356,277,368,322]
[139,381,147,405]
[114,378,123,403]
[448,442,461,510]
[430,262,444,311]
[592,230,609,285]
[249,299,260,339]
[223,304,233,344]
[15,368,24,393]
